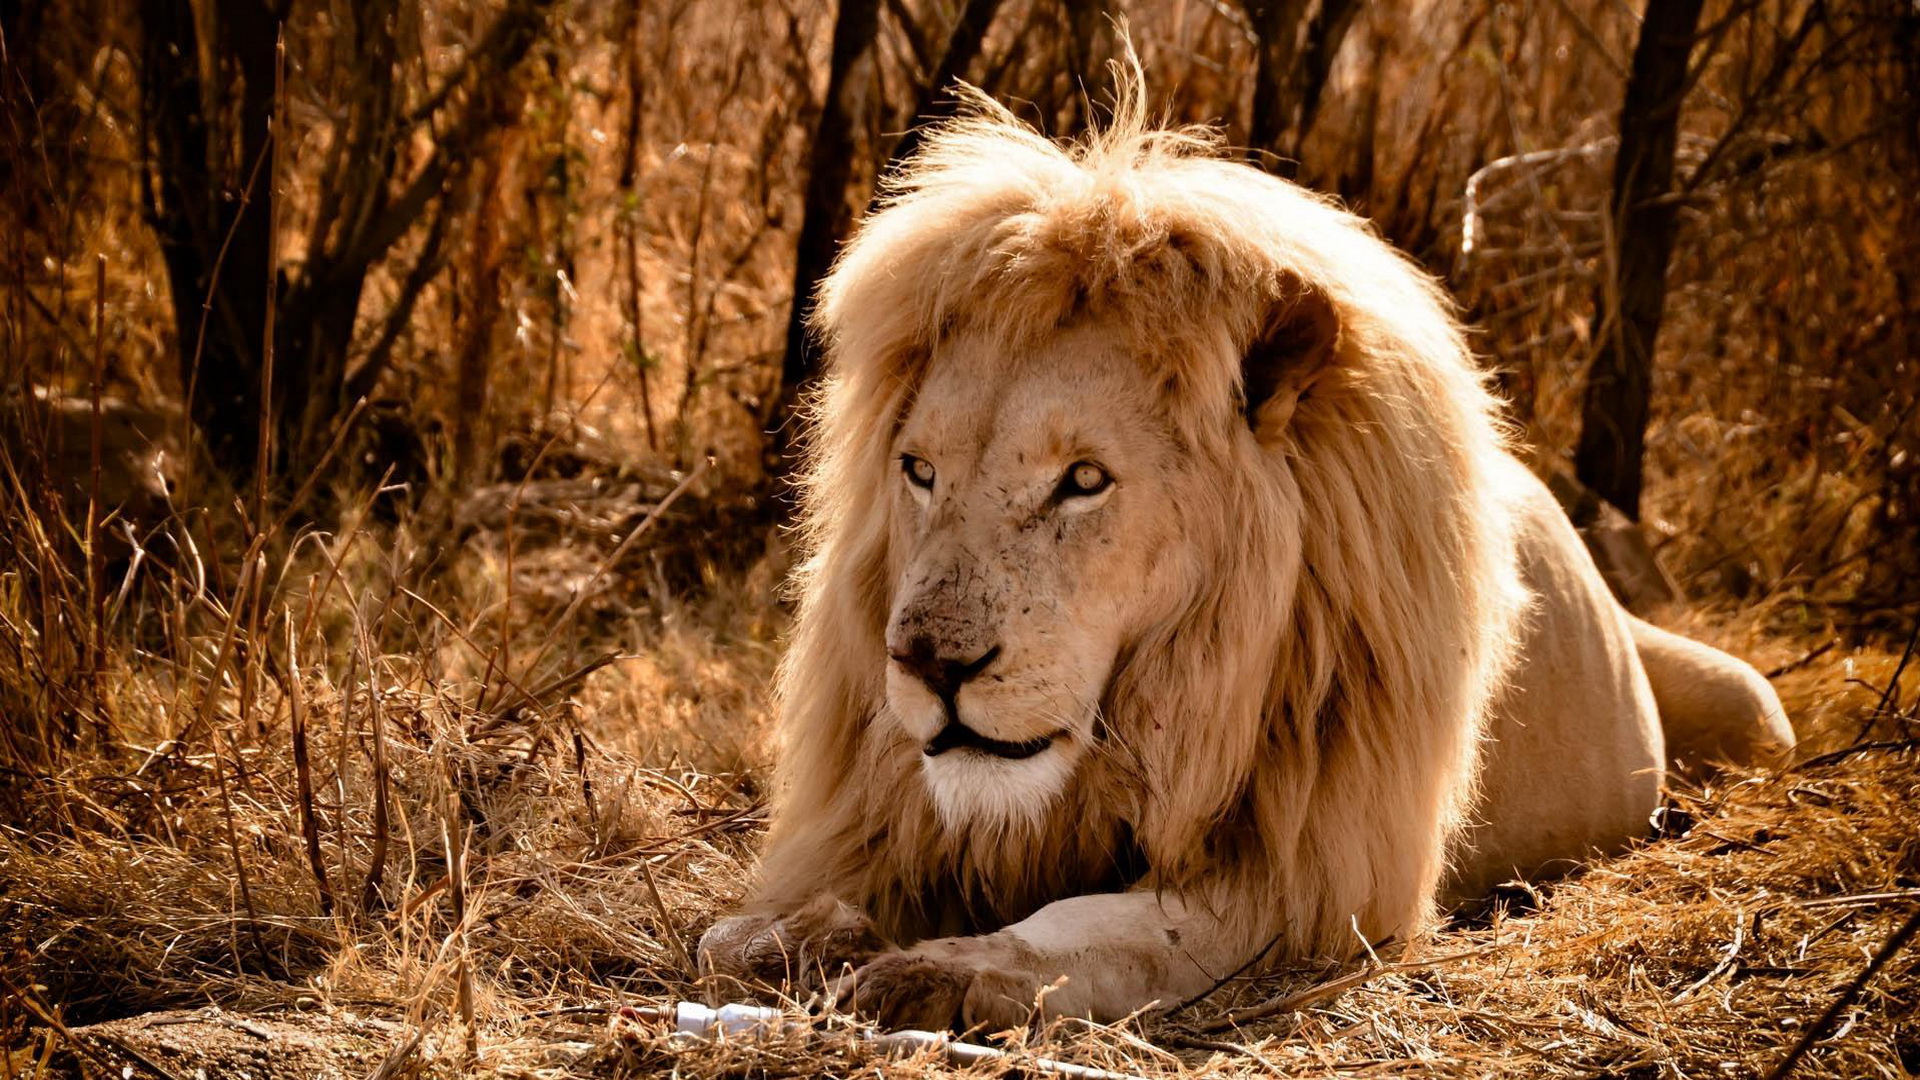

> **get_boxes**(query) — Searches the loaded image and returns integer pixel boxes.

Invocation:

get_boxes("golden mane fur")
[746,72,1533,963]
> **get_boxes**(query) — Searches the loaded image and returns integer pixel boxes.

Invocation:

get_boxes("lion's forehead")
[901,327,1165,472]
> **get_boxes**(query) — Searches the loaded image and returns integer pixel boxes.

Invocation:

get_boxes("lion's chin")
[918,738,1078,832]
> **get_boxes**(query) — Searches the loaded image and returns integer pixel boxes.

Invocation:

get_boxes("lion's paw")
[839,937,1042,1032]
[696,897,883,986]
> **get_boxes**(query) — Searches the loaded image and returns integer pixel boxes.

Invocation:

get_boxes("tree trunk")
[1573,0,1706,519]
[1242,0,1357,171]
[1058,0,1105,136]
[141,0,277,478]
[765,0,882,495]
[1245,0,1311,171]
[138,0,552,495]
[1292,0,1360,153]
[886,0,1003,171]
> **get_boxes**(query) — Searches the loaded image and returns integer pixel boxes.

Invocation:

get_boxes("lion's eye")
[1058,461,1112,498]
[901,454,936,489]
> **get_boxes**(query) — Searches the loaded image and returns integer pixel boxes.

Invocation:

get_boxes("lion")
[698,75,1794,1031]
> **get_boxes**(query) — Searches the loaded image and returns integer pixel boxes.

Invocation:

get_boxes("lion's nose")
[889,638,1000,701]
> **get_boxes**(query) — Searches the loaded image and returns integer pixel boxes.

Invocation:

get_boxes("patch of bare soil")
[60,1007,396,1080]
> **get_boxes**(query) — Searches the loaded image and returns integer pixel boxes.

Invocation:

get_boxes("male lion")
[699,81,1794,1030]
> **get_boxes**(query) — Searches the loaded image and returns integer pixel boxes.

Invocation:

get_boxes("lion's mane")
[750,78,1532,961]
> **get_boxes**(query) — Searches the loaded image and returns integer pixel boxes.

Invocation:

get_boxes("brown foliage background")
[6,0,1915,611]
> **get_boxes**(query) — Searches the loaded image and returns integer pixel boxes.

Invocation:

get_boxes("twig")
[1196,946,1491,1034]
[1854,617,1919,744]
[86,253,105,727]
[640,857,696,974]
[279,614,334,916]
[484,651,635,724]
[1671,905,1745,1002]
[367,1027,425,1080]
[1797,889,1920,911]
[202,559,274,977]
[1765,638,1837,679]
[1763,905,1920,1080]
[252,26,283,509]
[1793,739,1918,772]
[530,1003,618,1020]
[446,791,477,1061]
[1158,928,1288,1018]
[212,1014,273,1040]
[1196,962,1384,1034]
[342,192,454,404]
[359,624,392,915]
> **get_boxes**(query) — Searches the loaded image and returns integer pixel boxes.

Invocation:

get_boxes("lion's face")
[884,324,1194,828]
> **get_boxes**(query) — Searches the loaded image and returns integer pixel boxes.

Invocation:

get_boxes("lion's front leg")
[842,892,1247,1030]
[698,894,887,988]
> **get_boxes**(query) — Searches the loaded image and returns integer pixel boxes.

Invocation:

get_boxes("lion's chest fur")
[863,773,1149,942]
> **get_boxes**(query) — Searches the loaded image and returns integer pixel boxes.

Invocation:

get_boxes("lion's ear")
[1242,279,1342,437]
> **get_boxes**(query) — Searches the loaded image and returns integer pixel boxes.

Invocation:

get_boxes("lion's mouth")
[922,720,1061,760]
